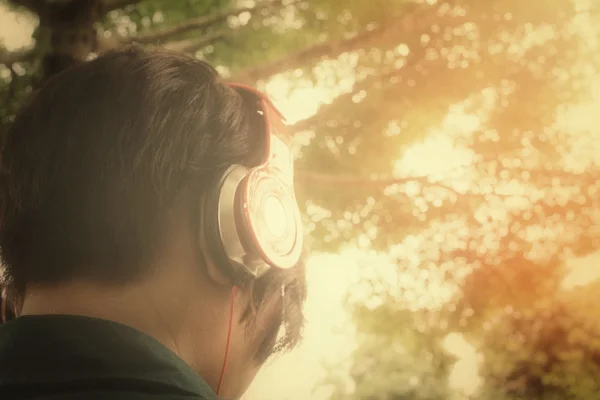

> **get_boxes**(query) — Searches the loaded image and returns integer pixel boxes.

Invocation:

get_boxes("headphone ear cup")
[201,171,238,280]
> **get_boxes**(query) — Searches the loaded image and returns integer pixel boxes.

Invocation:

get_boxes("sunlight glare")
[0,4,35,50]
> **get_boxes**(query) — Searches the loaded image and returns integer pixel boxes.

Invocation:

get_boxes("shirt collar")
[0,314,217,398]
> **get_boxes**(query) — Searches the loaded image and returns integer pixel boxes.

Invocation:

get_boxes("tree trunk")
[36,0,104,83]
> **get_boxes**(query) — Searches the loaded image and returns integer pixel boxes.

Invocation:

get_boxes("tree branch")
[164,30,228,53]
[296,170,485,200]
[295,156,475,187]
[0,47,36,66]
[7,0,46,15]
[289,66,400,134]
[3,65,18,108]
[295,165,598,188]
[296,170,411,187]
[102,0,144,13]
[229,0,451,84]
[230,26,388,84]
[124,0,297,45]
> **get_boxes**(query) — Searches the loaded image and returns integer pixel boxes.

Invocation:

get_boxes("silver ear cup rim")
[216,164,271,278]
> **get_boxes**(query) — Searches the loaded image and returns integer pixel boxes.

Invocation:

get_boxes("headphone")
[202,83,303,283]
[0,83,304,320]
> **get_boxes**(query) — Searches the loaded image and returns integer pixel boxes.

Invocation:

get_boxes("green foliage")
[295,0,600,398]
[102,0,234,36]
[478,281,600,400]
[0,63,34,133]
[325,302,455,400]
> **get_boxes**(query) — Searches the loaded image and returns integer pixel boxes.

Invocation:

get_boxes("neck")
[19,268,234,393]
[21,278,181,353]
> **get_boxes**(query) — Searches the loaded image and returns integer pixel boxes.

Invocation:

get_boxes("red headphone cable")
[216,285,237,397]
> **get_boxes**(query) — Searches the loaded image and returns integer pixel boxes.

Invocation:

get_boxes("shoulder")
[24,392,217,400]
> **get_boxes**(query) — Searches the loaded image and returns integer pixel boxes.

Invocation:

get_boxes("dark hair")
[0,47,305,354]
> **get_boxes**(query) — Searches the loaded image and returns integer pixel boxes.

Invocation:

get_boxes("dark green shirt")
[0,315,219,399]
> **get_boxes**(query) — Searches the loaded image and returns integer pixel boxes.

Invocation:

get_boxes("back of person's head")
[0,46,306,397]
[2,47,256,286]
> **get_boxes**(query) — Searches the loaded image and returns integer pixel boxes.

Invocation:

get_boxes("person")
[0,47,307,399]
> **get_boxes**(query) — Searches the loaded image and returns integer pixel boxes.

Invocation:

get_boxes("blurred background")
[1,0,600,399]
